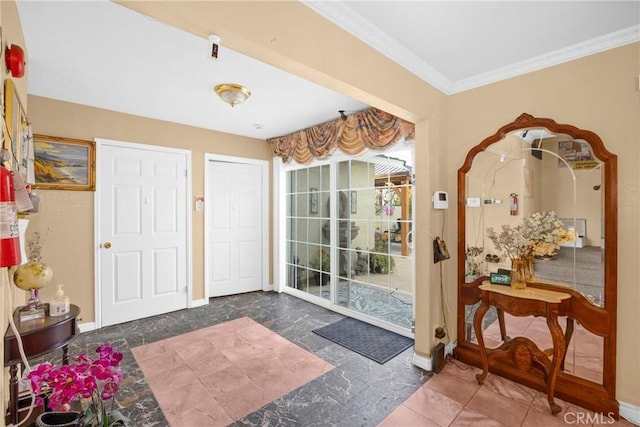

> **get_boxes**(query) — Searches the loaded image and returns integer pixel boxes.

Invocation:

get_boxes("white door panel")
[207,161,263,297]
[99,143,189,326]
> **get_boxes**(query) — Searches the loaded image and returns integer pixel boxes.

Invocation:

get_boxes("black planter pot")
[36,411,83,427]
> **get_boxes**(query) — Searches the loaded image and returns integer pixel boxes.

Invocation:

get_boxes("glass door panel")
[285,166,330,300]
[336,151,414,329]
[284,147,414,331]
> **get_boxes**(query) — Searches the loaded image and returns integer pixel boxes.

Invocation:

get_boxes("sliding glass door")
[283,147,414,332]
[285,165,331,299]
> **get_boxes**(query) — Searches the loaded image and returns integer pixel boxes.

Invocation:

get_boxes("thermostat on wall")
[433,191,448,209]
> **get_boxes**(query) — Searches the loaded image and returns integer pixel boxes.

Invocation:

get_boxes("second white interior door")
[207,160,263,297]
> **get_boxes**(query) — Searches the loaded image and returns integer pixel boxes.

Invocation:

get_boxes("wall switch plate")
[466,197,481,207]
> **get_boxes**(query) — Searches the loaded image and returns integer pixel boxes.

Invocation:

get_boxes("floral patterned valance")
[267,107,415,163]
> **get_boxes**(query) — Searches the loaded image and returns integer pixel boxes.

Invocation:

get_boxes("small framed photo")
[33,134,96,191]
[309,187,318,214]
[351,190,357,214]
[4,79,32,183]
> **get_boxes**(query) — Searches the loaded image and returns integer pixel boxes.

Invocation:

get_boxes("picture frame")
[557,139,598,169]
[4,79,33,183]
[350,190,357,214]
[309,187,318,214]
[33,134,96,191]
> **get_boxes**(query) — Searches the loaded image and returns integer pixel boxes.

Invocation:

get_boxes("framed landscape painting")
[33,134,96,191]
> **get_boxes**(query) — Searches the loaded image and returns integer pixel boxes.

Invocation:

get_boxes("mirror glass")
[463,128,606,384]
[465,131,605,304]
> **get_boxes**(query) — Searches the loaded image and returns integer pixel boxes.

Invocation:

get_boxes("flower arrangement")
[486,224,529,260]
[27,342,130,427]
[487,211,577,260]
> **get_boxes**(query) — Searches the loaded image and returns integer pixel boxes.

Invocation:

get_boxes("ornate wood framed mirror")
[455,113,618,417]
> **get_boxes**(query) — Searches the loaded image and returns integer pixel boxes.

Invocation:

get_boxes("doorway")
[96,139,192,327]
[204,154,269,298]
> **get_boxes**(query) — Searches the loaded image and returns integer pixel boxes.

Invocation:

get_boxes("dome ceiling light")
[214,83,251,107]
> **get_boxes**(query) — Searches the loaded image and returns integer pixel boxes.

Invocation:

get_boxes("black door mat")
[312,317,414,364]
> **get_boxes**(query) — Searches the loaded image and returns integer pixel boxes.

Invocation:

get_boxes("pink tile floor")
[379,361,635,427]
[132,317,333,426]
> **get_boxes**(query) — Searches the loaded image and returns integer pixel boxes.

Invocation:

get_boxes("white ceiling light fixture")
[214,83,251,107]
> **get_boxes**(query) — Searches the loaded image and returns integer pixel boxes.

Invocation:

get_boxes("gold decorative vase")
[510,258,528,290]
[525,254,534,281]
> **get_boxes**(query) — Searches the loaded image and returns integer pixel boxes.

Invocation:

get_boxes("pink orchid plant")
[27,342,130,426]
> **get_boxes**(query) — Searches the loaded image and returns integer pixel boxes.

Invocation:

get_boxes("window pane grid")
[285,150,414,330]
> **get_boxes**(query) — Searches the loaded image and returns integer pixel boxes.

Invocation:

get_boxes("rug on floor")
[312,317,414,364]
[132,317,334,426]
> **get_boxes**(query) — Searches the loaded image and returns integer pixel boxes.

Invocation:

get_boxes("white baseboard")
[190,299,208,308]
[78,322,96,333]
[263,283,274,292]
[412,352,432,372]
[620,400,640,426]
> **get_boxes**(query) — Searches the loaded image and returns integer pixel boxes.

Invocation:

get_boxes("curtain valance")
[267,107,415,163]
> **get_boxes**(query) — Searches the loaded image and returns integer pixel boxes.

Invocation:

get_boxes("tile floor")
[33,291,635,426]
[38,291,426,426]
[380,361,635,427]
[131,317,333,425]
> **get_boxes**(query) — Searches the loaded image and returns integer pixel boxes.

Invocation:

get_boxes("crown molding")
[303,1,639,96]
[451,25,640,93]
[301,0,454,94]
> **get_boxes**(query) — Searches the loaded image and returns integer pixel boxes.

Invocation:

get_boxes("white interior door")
[207,160,263,297]
[98,141,190,327]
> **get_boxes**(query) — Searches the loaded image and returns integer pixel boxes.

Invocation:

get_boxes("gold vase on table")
[525,254,534,281]
[510,258,528,290]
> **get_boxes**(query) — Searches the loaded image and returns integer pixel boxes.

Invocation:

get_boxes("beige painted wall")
[26,96,274,326]
[446,42,640,407]
[1,1,28,423]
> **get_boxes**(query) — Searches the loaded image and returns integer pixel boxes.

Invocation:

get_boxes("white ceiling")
[15,1,640,140]
[307,1,640,93]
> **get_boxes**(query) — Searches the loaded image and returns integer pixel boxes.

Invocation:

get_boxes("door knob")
[103,242,112,249]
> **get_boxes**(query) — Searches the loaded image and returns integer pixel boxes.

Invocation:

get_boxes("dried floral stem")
[487,211,577,260]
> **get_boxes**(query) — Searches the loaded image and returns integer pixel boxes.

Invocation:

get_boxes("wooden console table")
[4,304,80,425]
[473,284,570,415]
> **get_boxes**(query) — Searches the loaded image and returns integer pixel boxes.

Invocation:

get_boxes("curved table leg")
[561,317,574,371]
[473,298,491,385]
[546,306,566,415]
[497,308,509,342]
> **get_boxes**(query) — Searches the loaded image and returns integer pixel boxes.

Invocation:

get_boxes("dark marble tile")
[33,291,423,427]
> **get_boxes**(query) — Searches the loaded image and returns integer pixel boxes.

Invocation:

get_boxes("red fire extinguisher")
[0,165,22,267]
[509,193,518,216]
